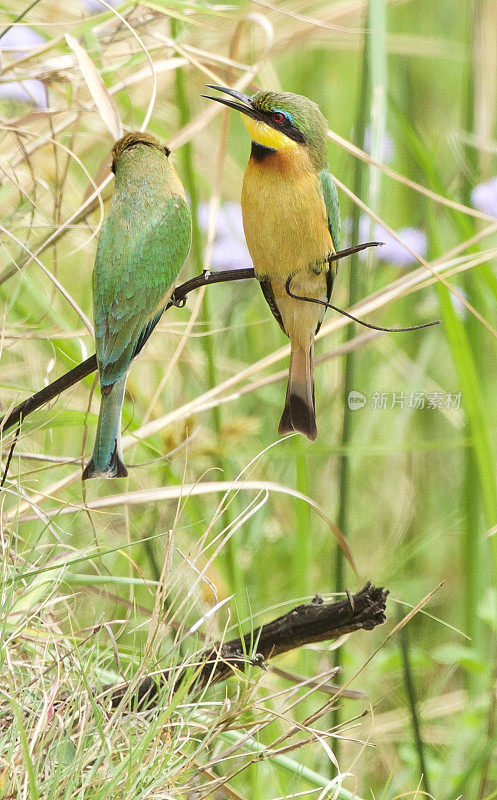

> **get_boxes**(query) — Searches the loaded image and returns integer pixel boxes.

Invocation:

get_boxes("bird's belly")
[242,157,332,348]
[269,271,328,350]
[242,177,331,275]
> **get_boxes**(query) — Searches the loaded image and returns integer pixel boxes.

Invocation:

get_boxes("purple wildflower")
[364,126,394,164]
[358,216,427,266]
[0,26,44,51]
[449,288,468,320]
[0,26,47,109]
[79,0,122,14]
[198,202,251,271]
[470,177,497,218]
[0,78,47,107]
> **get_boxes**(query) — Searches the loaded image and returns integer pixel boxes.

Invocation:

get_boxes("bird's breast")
[241,148,332,279]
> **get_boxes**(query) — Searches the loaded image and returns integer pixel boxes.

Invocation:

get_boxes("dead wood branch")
[109,582,388,709]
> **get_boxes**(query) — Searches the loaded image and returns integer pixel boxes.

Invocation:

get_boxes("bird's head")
[111,132,170,173]
[204,87,328,168]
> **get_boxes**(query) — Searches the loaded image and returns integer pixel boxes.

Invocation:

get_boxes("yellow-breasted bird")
[82,132,191,480]
[204,87,340,440]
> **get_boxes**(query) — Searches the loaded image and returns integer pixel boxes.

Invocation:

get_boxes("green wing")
[93,195,191,388]
[319,169,341,251]
[319,169,341,302]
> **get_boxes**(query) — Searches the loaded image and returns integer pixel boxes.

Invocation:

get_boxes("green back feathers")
[93,134,191,387]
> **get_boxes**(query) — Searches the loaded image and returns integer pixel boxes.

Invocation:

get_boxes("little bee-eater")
[205,87,340,440]
[82,132,191,480]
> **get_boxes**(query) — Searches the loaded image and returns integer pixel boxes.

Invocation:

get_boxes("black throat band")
[251,141,276,161]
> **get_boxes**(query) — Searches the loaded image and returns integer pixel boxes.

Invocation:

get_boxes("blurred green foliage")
[1,0,497,797]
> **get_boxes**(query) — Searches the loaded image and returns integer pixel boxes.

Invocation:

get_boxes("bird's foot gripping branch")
[107,582,388,710]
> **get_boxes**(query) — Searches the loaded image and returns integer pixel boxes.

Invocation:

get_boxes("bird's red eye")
[273,112,285,124]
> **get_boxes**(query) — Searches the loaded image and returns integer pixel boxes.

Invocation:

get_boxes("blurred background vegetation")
[1,0,497,797]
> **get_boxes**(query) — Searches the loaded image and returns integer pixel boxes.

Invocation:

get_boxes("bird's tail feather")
[82,376,128,480]
[278,346,317,441]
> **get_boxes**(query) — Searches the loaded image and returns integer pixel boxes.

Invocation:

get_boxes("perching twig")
[0,242,382,436]
[0,422,19,487]
[108,582,388,709]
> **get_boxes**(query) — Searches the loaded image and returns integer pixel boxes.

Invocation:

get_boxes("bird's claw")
[170,293,186,308]
[251,653,266,670]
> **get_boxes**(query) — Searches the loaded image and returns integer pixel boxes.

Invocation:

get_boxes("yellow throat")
[243,116,299,151]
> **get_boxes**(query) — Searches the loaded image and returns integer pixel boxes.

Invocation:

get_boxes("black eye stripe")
[260,110,305,144]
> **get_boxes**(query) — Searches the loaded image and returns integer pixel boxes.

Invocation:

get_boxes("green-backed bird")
[204,87,340,440]
[82,132,191,480]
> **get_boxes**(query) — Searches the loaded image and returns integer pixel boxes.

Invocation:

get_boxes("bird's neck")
[115,151,185,199]
[247,141,315,178]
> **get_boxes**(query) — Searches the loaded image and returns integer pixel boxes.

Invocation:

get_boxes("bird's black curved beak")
[202,84,261,120]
